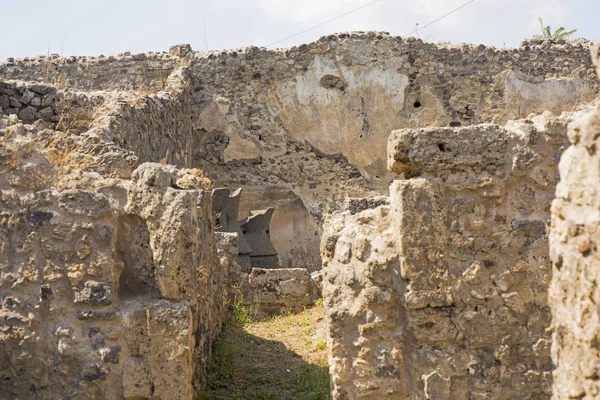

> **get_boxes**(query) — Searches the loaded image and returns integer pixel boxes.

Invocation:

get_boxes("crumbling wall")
[244,268,321,313]
[95,67,196,169]
[187,34,597,193]
[0,48,186,91]
[2,35,600,400]
[3,35,596,207]
[4,36,596,276]
[549,42,600,399]
[322,112,579,399]
[0,114,225,399]
[212,188,322,312]
[0,80,102,132]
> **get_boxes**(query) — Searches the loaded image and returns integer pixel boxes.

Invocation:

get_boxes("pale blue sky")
[1,0,598,60]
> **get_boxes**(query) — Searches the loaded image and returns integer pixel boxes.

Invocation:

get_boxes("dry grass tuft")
[38,133,98,175]
[55,100,94,134]
[194,169,213,191]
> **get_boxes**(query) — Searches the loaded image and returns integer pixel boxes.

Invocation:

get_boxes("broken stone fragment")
[169,44,193,57]
[73,281,113,306]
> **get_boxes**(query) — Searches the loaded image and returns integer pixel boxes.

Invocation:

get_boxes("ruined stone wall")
[0,74,196,172]
[3,34,596,195]
[549,43,600,399]
[322,112,580,399]
[3,35,596,272]
[94,67,196,169]
[0,80,103,133]
[2,36,599,399]
[0,51,182,91]
[0,113,226,398]
[243,268,321,313]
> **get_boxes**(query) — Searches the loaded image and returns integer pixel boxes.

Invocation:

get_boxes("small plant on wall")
[532,17,577,40]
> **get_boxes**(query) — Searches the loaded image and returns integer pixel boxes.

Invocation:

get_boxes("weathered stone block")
[245,267,318,312]
[73,281,113,305]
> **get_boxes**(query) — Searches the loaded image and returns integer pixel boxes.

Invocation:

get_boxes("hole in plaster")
[414,101,422,108]
[437,143,448,153]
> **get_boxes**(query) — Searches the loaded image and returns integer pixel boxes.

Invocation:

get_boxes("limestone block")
[121,301,194,400]
[73,281,113,305]
[549,44,600,398]
[245,268,315,311]
[390,178,452,308]
[0,126,224,399]
[324,108,572,398]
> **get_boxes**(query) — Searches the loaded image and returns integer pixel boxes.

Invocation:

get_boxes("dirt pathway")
[201,301,330,400]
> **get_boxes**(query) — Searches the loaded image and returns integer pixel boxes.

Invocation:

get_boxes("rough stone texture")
[0,114,225,399]
[245,268,320,313]
[549,42,600,400]
[215,231,246,301]
[3,36,597,271]
[322,111,581,399]
[2,35,600,400]
[0,80,100,129]
[102,67,195,168]
[214,226,322,313]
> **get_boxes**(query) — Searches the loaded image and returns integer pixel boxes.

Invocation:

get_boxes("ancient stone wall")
[212,188,322,313]
[0,80,102,132]
[95,66,196,169]
[2,35,600,400]
[322,111,582,398]
[549,42,600,399]
[238,186,322,271]
[3,34,596,195]
[4,35,595,273]
[0,111,225,398]
[244,268,321,313]
[0,49,183,91]
[187,35,596,190]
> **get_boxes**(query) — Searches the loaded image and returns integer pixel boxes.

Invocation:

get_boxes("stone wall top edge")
[390,123,503,136]
[1,31,594,67]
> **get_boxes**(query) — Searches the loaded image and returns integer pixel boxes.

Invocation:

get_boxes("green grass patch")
[201,302,330,400]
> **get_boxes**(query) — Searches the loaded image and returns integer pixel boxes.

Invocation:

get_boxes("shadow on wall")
[238,185,322,272]
[116,214,159,299]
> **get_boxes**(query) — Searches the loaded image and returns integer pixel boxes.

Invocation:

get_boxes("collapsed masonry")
[0,114,225,397]
[1,33,600,399]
